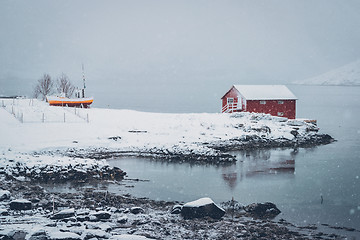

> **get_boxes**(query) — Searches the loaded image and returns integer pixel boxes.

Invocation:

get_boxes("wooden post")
[21,113,24,123]
[2,100,4,107]
[64,113,66,123]
[42,113,45,123]
[87,113,89,123]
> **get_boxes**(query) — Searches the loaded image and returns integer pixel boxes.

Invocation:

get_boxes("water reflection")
[221,148,297,189]
[221,165,238,190]
[44,148,298,198]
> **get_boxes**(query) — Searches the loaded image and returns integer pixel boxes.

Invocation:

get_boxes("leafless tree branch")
[56,73,75,98]
[33,74,54,100]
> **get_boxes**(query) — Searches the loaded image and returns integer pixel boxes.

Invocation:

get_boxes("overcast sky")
[1,0,360,107]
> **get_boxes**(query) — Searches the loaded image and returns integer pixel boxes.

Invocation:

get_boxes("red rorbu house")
[221,85,297,119]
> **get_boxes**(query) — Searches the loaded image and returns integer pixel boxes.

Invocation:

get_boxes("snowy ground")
[1,98,329,162]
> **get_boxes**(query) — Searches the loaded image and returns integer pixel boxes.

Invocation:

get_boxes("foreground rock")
[10,199,32,210]
[181,197,225,219]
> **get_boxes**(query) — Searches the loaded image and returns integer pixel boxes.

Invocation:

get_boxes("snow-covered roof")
[232,85,297,100]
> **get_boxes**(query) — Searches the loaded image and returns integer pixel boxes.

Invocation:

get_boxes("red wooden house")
[221,85,297,119]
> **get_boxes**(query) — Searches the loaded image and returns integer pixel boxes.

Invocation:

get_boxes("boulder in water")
[244,202,281,218]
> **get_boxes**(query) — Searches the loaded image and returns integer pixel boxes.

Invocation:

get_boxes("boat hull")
[46,96,93,108]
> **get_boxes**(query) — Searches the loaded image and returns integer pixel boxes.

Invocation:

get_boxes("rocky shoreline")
[59,133,335,164]
[0,172,348,240]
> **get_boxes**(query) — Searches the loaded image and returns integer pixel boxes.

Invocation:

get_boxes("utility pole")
[82,64,86,98]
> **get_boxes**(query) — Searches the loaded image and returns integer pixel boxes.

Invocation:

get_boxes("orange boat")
[47,65,93,108]
[46,95,93,108]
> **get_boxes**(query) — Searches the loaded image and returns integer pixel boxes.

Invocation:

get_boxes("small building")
[221,85,297,119]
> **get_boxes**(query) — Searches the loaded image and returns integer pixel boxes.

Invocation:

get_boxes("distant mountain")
[294,60,360,86]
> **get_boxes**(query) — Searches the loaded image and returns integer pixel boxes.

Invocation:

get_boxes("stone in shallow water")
[10,199,32,210]
[181,197,225,219]
[244,202,281,218]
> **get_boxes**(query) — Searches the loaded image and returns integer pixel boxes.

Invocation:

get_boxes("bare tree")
[56,73,75,98]
[33,74,54,100]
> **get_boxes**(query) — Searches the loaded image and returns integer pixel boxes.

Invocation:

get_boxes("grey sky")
[1,0,360,102]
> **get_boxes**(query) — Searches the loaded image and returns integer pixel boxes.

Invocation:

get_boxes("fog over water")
[1,0,360,100]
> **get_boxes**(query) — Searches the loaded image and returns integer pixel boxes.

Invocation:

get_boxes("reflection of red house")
[221,85,297,119]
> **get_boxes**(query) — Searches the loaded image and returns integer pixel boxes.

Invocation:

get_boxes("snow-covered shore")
[0,98,334,182]
[1,98,332,162]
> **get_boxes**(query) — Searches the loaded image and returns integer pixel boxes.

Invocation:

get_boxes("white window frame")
[278,101,284,104]
[227,98,234,104]
[260,100,266,105]
[277,112,284,116]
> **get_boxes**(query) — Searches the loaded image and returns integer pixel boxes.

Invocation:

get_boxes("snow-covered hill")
[294,59,360,86]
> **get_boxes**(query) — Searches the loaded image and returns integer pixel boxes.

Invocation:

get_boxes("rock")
[110,235,148,240]
[10,199,32,210]
[7,230,27,240]
[30,198,41,203]
[290,130,299,138]
[90,210,111,220]
[47,231,81,240]
[130,207,144,214]
[117,215,128,224]
[108,136,121,141]
[76,215,90,222]
[51,208,75,220]
[181,197,225,219]
[29,231,49,240]
[244,202,281,218]
[83,229,110,240]
[171,205,182,214]
[0,208,8,216]
[76,209,89,216]
[0,190,10,201]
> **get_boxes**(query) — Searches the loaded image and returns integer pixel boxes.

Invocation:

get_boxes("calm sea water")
[105,85,360,236]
